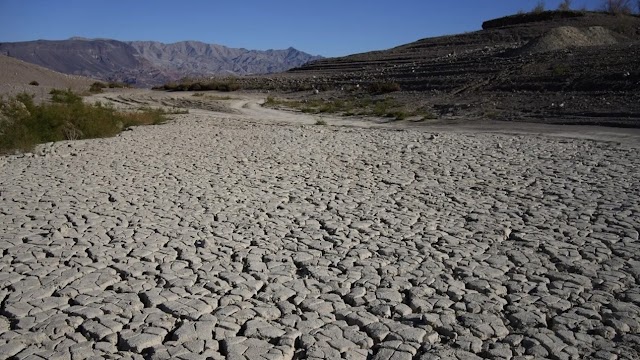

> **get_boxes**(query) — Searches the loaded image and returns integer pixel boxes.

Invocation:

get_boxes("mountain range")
[0,38,323,86]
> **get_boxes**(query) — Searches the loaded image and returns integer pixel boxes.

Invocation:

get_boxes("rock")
[508,311,547,328]
[243,319,286,340]
[119,331,163,352]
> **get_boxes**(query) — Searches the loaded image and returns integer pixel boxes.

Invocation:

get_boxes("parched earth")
[1,93,640,359]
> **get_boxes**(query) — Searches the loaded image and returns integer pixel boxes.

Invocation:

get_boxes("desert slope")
[0,54,96,100]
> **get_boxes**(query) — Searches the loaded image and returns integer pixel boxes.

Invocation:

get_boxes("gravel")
[1,108,639,359]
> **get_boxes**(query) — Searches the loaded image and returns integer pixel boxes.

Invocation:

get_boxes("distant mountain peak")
[0,38,323,87]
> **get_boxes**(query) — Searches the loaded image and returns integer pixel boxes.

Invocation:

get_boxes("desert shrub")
[372,98,397,116]
[0,90,167,154]
[294,83,314,92]
[90,81,128,91]
[558,0,572,10]
[0,93,35,126]
[421,112,438,120]
[368,81,401,94]
[203,79,241,92]
[483,9,585,29]
[49,88,82,104]
[29,80,39,86]
[552,63,570,76]
[261,95,426,120]
[602,0,633,13]
[386,111,409,120]
[314,119,327,125]
[90,82,107,93]
[142,106,188,115]
[154,78,241,92]
[120,107,167,127]
[108,82,129,88]
[205,95,234,100]
[532,1,546,13]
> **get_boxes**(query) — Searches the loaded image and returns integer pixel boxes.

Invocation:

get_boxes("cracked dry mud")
[1,102,639,360]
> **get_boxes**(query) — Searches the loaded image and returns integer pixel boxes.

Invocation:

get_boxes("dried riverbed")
[1,93,639,359]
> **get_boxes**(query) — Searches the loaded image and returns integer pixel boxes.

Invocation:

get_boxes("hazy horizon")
[0,0,606,57]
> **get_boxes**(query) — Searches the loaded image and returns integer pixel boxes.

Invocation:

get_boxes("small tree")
[533,0,545,13]
[603,0,633,13]
[558,0,572,10]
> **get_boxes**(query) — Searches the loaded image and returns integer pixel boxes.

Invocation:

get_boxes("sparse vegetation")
[264,96,432,121]
[50,88,82,104]
[192,93,234,100]
[154,78,241,92]
[602,0,633,13]
[153,106,189,115]
[558,0,572,11]
[29,80,39,86]
[107,82,130,89]
[90,82,107,93]
[551,63,570,76]
[420,111,439,121]
[533,1,546,13]
[367,81,401,94]
[89,81,129,93]
[314,119,327,125]
[483,109,501,120]
[0,90,169,154]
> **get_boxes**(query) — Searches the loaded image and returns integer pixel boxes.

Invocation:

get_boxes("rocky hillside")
[0,39,322,87]
[243,11,640,127]
[287,11,639,85]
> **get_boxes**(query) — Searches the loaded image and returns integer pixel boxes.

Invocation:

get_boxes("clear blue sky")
[0,0,604,57]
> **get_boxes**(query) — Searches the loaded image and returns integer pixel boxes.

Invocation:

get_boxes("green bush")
[107,82,130,88]
[153,78,241,92]
[0,90,168,154]
[29,80,39,86]
[90,81,129,93]
[49,89,82,104]
[262,95,424,120]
